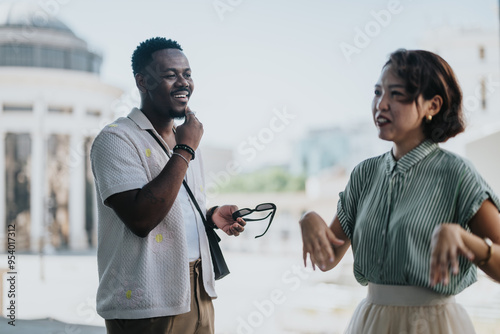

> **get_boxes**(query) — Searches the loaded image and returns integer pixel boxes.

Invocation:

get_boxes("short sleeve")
[337,163,364,240]
[91,131,149,203]
[456,161,500,227]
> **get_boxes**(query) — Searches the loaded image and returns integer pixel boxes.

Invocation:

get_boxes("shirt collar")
[386,140,438,175]
[127,108,155,130]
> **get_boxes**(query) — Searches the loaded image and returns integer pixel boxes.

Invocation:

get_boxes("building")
[290,121,391,179]
[418,26,500,195]
[0,1,123,252]
[418,26,500,152]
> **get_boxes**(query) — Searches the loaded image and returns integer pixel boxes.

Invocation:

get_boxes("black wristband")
[206,206,219,229]
[173,144,195,160]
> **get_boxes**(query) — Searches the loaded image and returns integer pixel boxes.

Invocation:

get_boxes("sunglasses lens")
[237,209,253,216]
[256,203,274,211]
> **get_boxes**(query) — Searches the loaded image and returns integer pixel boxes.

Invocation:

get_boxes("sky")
[45,0,500,166]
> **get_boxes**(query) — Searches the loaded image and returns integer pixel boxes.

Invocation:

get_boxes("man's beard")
[169,109,186,120]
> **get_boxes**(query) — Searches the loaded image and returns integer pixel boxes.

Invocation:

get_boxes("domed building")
[0,1,123,252]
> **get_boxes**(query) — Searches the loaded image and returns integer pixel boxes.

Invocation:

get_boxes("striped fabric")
[338,140,500,295]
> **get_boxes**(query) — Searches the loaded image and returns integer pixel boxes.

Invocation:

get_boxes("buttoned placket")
[378,163,405,280]
[367,141,439,283]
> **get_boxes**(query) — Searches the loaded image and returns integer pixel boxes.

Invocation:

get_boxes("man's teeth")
[378,118,389,123]
[174,95,187,98]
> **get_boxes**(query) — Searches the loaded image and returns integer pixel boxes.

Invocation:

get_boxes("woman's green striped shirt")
[337,140,500,295]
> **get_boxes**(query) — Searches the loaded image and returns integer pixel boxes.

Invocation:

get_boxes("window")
[86,109,101,117]
[70,50,88,72]
[479,46,485,60]
[3,104,33,113]
[46,134,71,249]
[5,133,32,251]
[0,44,34,67]
[0,43,101,74]
[480,77,486,110]
[48,106,73,114]
[40,47,66,69]
[90,54,102,74]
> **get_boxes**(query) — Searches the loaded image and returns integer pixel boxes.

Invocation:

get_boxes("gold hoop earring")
[425,115,433,123]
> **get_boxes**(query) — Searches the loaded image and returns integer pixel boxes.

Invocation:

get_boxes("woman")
[300,49,500,333]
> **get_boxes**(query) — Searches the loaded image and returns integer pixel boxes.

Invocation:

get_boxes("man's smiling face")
[142,48,194,119]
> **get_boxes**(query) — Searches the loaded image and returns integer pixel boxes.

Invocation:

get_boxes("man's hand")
[212,205,246,236]
[175,107,203,151]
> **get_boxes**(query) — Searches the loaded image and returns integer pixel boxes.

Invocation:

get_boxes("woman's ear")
[428,95,443,117]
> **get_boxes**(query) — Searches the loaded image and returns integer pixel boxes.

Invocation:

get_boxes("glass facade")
[40,47,65,69]
[70,50,88,72]
[0,43,102,74]
[0,44,34,67]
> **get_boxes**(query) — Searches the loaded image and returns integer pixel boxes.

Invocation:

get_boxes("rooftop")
[0,1,102,74]
[0,1,73,35]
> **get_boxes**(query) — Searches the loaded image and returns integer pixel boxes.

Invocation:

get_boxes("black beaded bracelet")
[206,206,219,229]
[173,144,195,160]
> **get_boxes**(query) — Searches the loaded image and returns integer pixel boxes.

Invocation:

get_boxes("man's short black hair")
[131,37,183,76]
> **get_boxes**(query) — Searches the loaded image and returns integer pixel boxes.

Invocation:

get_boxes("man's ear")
[135,73,147,93]
[428,95,443,117]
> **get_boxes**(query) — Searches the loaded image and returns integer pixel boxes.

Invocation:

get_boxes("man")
[91,37,245,334]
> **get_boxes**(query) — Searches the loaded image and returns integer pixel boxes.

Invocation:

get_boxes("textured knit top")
[338,140,500,295]
[91,108,216,320]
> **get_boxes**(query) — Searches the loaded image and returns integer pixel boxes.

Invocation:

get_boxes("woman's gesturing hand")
[430,223,474,286]
[300,211,345,271]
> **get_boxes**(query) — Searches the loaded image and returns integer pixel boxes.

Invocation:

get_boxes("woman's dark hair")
[384,49,465,142]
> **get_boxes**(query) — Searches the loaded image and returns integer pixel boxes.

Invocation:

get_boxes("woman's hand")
[300,211,345,271]
[430,223,474,286]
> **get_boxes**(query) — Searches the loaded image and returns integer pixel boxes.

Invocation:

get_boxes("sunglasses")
[232,203,276,238]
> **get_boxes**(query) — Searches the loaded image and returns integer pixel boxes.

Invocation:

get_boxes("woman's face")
[372,65,431,150]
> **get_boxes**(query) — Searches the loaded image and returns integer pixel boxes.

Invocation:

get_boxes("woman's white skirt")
[345,283,476,334]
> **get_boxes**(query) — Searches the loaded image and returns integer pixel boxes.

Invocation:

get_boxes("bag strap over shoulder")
[145,130,213,228]
[145,129,229,279]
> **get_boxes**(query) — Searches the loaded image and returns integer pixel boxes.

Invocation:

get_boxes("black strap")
[145,129,218,239]
[146,128,229,279]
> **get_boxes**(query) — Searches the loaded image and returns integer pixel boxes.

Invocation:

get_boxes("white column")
[30,100,45,253]
[68,128,87,250]
[0,131,5,252]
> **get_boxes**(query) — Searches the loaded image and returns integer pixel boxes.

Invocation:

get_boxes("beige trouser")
[105,259,215,334]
